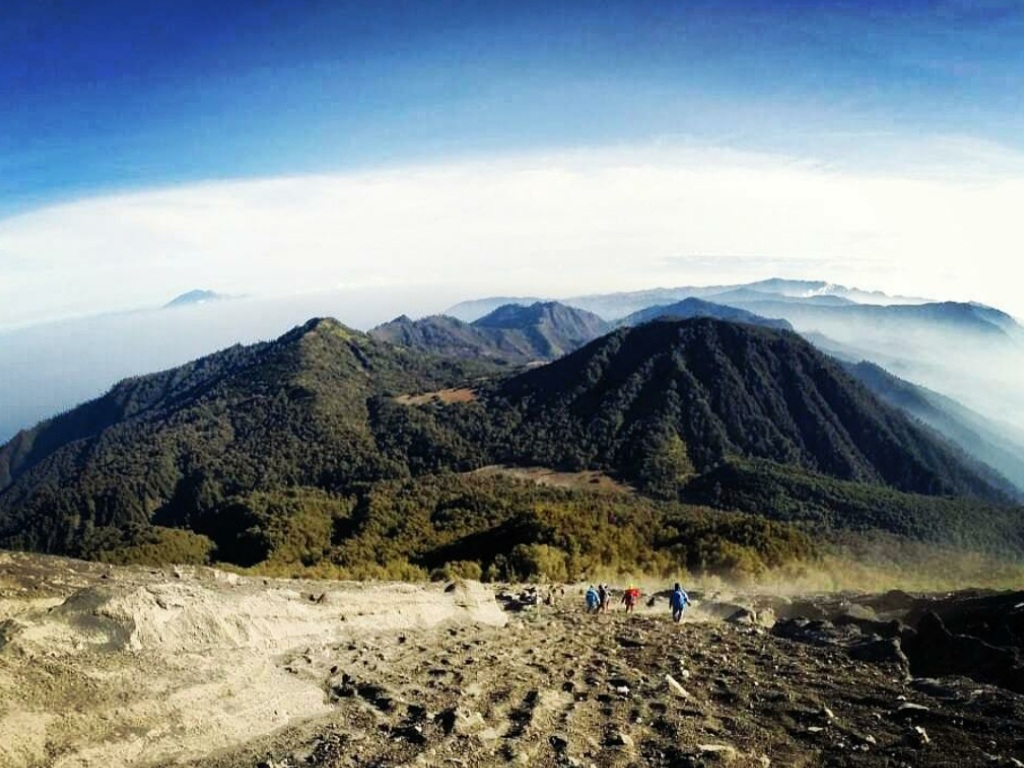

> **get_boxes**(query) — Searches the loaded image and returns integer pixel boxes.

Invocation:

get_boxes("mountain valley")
[2,282,1024,768]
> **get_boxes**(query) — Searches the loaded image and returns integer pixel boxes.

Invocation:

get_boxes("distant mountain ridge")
[164,289,231,308]
[445,278,929,322]
[619,297,793,331]
[719,297,1020,340]
[443,279,1021,341]
[844,360,1024,494]
[369,301,609,364]
[447,278,1024,438]
[445,295,546,322]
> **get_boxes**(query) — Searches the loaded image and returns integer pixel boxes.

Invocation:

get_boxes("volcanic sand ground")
[1,552,1022,768]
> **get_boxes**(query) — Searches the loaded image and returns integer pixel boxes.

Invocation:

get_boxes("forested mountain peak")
[620,297,793,330]
[473,301,606,332]
[369,302,608,364]
[492,317,1008,503]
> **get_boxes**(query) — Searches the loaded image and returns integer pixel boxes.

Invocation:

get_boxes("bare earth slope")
[0,552,503,768]
[1,553,1023,768]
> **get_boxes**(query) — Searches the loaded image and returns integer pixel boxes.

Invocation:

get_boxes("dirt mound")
[0,556,504,768]
[2,577,505,659]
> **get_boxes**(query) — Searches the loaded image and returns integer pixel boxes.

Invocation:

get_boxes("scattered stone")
[771,618,861,648]
[700,601,751,622]
[890,702,930,720]
[387,722,427,745]
[549,733,569,752]
[436,707,488,736]
[910,678,962,700]
[839,603,879,622]
[910,725,930,745]
[697,743,740,763]
[834,614,913,642]
[848,731,877,748]
[616,635,644,649]
[665,674,693,700]
[725,608,757,625]
[849,637,910,672]
[605,730,634,748]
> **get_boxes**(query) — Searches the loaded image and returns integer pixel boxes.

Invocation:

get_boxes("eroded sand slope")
[0,553,503,768]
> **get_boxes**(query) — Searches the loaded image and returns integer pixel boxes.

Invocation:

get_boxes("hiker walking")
[669,582,691,623]
[621,584,640,613]
[597,583,609,613]
[585,584,600,613]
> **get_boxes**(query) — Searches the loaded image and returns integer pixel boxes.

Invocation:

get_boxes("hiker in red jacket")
[621,584,641,613]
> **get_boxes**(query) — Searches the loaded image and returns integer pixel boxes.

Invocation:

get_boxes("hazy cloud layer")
[2,142,1023,330]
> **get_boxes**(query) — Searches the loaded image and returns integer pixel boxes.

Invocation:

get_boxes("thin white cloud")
[2,141,1023,329]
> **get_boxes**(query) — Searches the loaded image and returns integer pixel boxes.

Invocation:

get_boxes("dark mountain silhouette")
[620,297,793,331]
[369,302,609,364]
[703,296,1024,440]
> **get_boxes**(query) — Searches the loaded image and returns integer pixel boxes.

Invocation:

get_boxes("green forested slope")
[1,315,1020,571]
[0,318,481,552]
[489,319,1008,502]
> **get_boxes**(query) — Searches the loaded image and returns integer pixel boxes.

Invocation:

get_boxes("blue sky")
[5,0,1022,208]
[2,0,1024,325]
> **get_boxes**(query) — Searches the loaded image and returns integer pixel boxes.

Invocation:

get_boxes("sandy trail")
[192,592,1024,768]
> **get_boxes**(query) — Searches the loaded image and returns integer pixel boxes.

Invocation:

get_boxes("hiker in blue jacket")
[669,583,691,623]
[585,584,600,613]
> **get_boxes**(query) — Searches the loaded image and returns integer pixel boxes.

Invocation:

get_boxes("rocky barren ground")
[1,552,1022,768]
